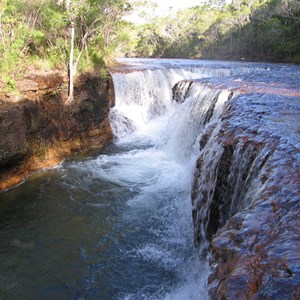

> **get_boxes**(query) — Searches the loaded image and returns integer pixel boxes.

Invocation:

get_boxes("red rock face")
[0,72,114,192]
[186,78,300,299]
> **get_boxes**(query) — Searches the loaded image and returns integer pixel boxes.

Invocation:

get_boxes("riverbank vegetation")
[0,0,144,100]
[0,0,299,96]
[131,0,300,62]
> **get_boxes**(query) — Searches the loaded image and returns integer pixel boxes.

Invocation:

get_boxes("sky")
[126,0,232,23]
[125,0,205,23]
[151,0,202,15]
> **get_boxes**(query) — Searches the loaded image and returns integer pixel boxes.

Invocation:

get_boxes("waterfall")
[175,82,276,253]
[107,58,298,299]
[109,62,266,143]
[108,63,245,299]
[191,122,272,252]
[164,83,233,161]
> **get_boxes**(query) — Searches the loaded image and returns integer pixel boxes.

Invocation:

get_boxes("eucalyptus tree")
[0,0,144,98]
[55,0,136,103]
[0,0,7,60]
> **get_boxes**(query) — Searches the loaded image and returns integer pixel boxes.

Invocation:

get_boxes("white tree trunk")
[68,19,75,103]
[65,0,70,9]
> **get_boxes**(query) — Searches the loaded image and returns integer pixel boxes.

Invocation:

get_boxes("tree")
[56,0,134,103]
[131,0,300,62]
[0,0,46,75]
[62,0,82,103]
[0,0,143,96]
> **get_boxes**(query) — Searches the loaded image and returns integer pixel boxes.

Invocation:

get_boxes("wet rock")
[172,80,193,103]
[188,75,300,299]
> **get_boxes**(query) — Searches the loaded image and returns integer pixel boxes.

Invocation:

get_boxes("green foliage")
[1,76,16,93]
[129,0,300,63]
[0,0,298,79]
[0,0,140,79]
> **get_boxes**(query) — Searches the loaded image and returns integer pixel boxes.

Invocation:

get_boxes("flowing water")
[0,58,291,299]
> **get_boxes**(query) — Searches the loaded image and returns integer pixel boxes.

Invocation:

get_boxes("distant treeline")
[129,0,300,63]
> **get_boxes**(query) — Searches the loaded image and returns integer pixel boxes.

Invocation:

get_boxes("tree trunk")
[85,42,90,64]
[0,22,6,56]
[65,0,70,9]
[68,20,75,103]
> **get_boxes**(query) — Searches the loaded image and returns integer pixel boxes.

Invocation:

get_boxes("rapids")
[0,58,299,299]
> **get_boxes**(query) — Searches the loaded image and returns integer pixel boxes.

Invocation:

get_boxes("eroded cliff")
[0,72,114,192]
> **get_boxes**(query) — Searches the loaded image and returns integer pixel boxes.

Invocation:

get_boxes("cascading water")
[0,58,286,300]
[109,59,267,144]
[106,62,253,299]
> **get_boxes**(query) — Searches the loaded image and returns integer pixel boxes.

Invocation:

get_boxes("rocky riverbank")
[0,71,114,192]
[177,74,300,299]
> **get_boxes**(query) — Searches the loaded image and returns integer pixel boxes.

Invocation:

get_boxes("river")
[0,58,299,299]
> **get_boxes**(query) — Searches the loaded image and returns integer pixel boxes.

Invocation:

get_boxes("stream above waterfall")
[0,58,299,299]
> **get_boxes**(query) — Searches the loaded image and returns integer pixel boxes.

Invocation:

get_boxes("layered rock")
[0,72,114,192]
[174,75,300,299]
